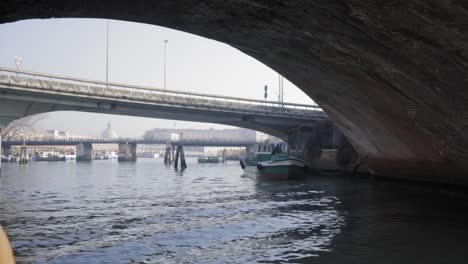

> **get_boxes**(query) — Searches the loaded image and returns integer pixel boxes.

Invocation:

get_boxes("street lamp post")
[278,74,284,108]
[14,56,23,76]
[164,40,168,90]
[106,20,109,88]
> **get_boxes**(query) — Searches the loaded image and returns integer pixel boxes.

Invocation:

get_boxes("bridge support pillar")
[118,143,137,162]
[76,143,93,161]
[288,121,362,174]
[221,149,226,163]
[2,146,12,157]
[19,146,28,164]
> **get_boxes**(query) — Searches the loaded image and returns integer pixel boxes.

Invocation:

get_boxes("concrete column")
[288,122,327,170]
[76,143,93,161]
[118,143,137,162]
[1,146,11,157]
[19,146,28,164]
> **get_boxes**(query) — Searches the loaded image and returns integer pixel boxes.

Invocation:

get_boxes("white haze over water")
[0,19,314,137]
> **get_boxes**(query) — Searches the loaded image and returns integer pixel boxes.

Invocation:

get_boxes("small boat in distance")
[197,156,224,163]
[34,155,66,162]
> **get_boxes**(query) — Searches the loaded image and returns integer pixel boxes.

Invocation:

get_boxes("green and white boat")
[255,154,308,180]
[240,143,307,180]
[239,152,272,173]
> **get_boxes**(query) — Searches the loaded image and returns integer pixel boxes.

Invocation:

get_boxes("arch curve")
[2,1,468,181]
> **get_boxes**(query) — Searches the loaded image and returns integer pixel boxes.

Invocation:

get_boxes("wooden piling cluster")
[164,144,187,170]
[174,146,187,170]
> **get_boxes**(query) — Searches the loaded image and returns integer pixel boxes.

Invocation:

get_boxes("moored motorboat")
[240,143,308,180]
[256,155,307,180]
[239,152,271,173]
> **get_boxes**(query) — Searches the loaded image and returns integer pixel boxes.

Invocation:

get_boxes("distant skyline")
[0,19,314,137]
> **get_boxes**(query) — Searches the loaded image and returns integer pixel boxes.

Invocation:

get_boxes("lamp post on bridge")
[164,40,168,91]
[14,56,23,76]
[105,20,110,88]
[278,74,284,108]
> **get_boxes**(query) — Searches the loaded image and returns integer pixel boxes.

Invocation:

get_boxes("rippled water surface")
[1,159,468,263]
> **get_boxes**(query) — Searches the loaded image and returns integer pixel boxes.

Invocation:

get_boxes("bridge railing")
[1,136,261,145]
[0,67,323,116]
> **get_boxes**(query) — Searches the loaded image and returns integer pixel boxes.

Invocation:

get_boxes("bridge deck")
[0,67,324,120]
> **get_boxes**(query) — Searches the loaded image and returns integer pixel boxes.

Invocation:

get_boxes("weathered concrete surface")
[0,72,324,140]
[288,120,362,173]
[76,143,93,161]
[2,1,468,183]
[118,143,137,162]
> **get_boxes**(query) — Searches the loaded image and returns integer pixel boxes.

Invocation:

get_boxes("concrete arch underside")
[2,1,468,183]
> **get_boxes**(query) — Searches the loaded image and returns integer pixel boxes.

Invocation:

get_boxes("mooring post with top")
[164,145,172,165]
[171,145,175,164]
[173,146,187,171]
[180,146,187,170]
[174,146,180,170]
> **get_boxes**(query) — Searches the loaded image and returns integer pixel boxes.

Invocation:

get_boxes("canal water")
[1,159,468,263]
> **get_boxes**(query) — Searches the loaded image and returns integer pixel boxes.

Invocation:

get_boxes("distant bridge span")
[1,137,261,148]
[0,67,326,140]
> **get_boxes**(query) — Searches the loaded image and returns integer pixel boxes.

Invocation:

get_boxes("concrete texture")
[76,143,93,161]
[0,73,324,140]
[1,1,468,182]
[118,143,137,162]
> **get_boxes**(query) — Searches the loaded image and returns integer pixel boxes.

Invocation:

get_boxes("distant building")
[46,129,70,138]
[101,122,118,139]
[144,127,256,141]
[144,128,257,156]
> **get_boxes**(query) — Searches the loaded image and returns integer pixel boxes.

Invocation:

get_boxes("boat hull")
[240,153,308,180]
[256,165,306,180]
[256,159,307,180]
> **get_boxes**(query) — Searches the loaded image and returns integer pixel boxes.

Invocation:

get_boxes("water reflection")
[0,160,343,263]
[2,160,468,263]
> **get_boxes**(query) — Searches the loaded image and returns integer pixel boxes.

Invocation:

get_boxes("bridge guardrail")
[0,67,324,118]
[1,137,263,146]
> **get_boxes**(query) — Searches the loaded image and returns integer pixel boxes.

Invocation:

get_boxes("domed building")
[101,122,118,139]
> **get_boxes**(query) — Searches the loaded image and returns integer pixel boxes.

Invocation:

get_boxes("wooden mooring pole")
[174,146,187,171]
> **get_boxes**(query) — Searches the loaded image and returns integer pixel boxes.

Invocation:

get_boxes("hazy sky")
[0,19,314,137]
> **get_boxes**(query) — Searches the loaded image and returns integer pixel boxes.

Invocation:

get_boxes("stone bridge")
[2,1,468,184]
